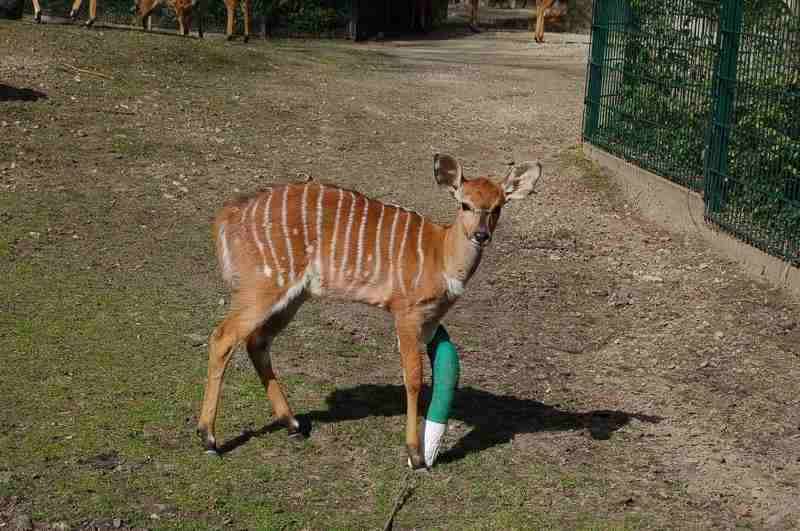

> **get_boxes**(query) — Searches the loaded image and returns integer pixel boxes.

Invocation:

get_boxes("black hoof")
[204,448,222,458]
[34,11,42,22]
[406,447,426,470]
[287,416,311,441]
[243,35,249,43]
[197,426,219,455]
[86,18,95,27]
[226,34,234,42]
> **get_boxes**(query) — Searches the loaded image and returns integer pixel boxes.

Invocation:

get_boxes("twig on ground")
[58,63,114,81]
[382,470,417,531]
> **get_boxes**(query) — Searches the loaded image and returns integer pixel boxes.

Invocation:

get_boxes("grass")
[0,19,679,530]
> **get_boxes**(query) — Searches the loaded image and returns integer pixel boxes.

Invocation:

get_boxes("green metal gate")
[583,0,800,266]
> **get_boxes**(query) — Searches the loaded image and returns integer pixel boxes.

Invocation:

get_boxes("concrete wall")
[584,143,800,300]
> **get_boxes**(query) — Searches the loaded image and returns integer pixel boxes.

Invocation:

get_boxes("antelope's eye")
[461,203,473,212]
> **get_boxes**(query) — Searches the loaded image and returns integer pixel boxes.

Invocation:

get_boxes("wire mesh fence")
[583,0,800,266]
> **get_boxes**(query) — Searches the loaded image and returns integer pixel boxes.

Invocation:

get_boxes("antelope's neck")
[442,223,483,288]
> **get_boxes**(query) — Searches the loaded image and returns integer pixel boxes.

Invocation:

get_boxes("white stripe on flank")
[218,222,235,283]
[250,195,272,277]
[240,199,250,226]
[315,184,325,243]
[281,186,295,282]
[387,207,401,290]
[301,183,310,253]
[413,215,425,288]
[370,203,385,282]
[329,188,344,282]
[396,210,412,294]
[315,184,325,285]
[264,191,284,287]
[339,192,357,283]
[353,197,369,281]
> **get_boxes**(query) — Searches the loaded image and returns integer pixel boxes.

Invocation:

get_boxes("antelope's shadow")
[220,384,662,462]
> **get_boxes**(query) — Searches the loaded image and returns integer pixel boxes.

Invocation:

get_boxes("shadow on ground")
[221,384,662,462]
[0,84,47,102]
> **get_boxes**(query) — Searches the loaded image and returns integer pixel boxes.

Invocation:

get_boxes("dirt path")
[2,21,799,530]
[335,31,800,529]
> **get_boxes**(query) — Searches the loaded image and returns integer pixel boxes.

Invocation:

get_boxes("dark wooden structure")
[346,0,447,40]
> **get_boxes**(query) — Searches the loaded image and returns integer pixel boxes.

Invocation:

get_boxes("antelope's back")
[213,183,444,305]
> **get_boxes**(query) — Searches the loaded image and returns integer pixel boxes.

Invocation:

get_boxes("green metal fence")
[583,0,800,266]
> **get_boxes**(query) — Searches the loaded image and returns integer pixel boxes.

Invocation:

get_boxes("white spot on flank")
[292,228,299,236]
[367,254,373,262]
[306,245,314,255]
[281,186,295,282]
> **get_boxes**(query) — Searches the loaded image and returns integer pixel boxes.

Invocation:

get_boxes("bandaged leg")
[420,325,460,468]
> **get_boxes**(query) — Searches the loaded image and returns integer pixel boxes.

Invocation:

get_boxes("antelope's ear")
[501,161,542,200]
[433,153,464,196]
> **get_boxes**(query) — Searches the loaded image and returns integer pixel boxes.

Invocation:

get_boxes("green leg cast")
[421,325,460,467]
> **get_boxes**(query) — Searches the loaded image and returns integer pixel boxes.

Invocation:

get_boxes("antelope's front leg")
[87,0,97,25]
[69,0,83,20]
[31,0,42,22]
[396,318,425,469]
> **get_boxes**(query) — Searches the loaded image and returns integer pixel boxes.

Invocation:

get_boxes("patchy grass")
[3,18,799,531]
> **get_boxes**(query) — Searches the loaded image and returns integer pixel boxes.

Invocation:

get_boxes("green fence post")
[583,0,610,141]
[705,0,743,216]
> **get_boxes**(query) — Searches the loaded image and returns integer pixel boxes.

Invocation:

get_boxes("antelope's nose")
[474,231,490,244]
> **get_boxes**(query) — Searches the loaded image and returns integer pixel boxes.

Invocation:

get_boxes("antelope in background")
[31,0,251,41]
[196,154,542,468]
[134,0,200,37]
[135,0,251,41]
[531,0,567,43]
[30,0,98,24]
[463,0,566,42]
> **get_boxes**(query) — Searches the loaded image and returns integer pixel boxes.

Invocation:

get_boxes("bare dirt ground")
[2,18,799,531]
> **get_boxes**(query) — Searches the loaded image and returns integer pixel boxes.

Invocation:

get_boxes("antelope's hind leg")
[246,293,306,440]
[197,291,286,455]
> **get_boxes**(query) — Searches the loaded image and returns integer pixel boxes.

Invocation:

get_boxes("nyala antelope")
[134,0,251,41]
[531,0,568,43]
[197,154,542,468]
[31,0,98,24]
[134,0,201,37]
